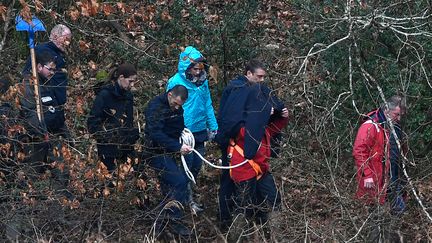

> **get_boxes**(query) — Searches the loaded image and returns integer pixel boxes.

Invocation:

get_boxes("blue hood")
[177,46,205,81]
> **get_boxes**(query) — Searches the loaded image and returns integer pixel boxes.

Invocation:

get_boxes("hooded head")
[177,46,207,84]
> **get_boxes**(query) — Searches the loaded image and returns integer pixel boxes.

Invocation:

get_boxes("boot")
[170,221,191,237]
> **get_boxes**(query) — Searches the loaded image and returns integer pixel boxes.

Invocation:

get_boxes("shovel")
[16,15,46,124]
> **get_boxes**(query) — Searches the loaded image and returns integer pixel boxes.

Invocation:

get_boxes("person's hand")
[180,144,192,155]
[270,107,275,115]
[281,108,289,118]
[364,177,374,188]
[208,130,217,142]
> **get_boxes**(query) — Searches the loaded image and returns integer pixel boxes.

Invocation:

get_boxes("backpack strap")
[228,139,262,180]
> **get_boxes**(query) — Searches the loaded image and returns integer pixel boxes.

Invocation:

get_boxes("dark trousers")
[233,172,281,223]
[218,148,236,223]
[24,138,69,189]
[182,141,204,180]
[150,154,190,219]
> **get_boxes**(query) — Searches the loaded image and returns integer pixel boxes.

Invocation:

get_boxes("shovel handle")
[30,48,43,123]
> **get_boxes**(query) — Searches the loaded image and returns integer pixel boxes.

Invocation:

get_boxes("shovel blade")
[15,15,46,32]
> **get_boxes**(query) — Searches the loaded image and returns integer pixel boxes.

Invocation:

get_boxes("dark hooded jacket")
[87,82,138,157]
[216,76,284,159]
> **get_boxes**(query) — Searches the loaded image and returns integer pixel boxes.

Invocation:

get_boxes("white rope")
[180,128,249,183]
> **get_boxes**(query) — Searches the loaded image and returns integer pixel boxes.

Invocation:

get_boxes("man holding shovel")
[16,16,73,198]
[22,24,72,137]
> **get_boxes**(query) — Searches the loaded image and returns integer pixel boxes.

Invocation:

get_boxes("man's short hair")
[50,24,71,39]
[245,59,265,74]
[382,95,404,111]
[168,85,188,101]
[36,50,55,66]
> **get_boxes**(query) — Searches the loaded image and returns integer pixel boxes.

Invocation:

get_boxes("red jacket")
[353,109,390,205]
[228,116,288,183]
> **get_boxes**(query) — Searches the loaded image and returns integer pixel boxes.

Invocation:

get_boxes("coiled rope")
[180,128,249,183]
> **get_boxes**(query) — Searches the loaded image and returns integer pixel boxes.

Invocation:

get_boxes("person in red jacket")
[353,95,403,205]
[228,102,289,233]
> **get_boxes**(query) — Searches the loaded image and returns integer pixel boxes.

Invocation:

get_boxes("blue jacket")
[23,41,68,106]
[144,92,185,153]
[87,82,138,157]
[216,75,284,159]
[166,46,218,139]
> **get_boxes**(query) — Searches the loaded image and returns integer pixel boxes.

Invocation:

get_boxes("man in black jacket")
[22,24,72,138]
[20,51,57,165]
[144,85,192,237]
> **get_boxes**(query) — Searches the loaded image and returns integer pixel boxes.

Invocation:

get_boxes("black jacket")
[144,92,184,153]
[19,74,66,135]
[87,82,138,157]
[216,76,284,159]
[23,41,68,106]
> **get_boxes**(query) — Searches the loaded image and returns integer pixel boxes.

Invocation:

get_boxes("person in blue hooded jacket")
[166,46,218,212]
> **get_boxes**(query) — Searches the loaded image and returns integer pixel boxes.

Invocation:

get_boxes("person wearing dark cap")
[87,63,139,173]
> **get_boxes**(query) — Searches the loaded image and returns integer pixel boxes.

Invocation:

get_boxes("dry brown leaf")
[130,196,141,205]
[34,0,43,13]
[79,40,91,52]
[102,187,110,197]
[89,0,99,16]
[102,3,115,16]
[116,2,126,13]
[78,1,90,17]
[136,178,147,190]
[70,66,83,80]
[0,5,7,21]
[125,17,136,30]
[49,9,58,19]
[70,199,80,209]
[19,0,32,24]
[208,65,219,84]
[76,96,85,115]
[69,8,80,21]
[84,169,94,180]
[160,9,172,21]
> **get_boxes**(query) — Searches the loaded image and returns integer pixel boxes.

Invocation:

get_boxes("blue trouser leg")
[183,141,204,180]
[255,173,281,223]
[234,177,257,219]
[150,154,189,219]
[218,147,236,223]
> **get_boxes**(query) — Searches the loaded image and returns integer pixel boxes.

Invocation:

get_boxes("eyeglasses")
[44,65,56,72]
